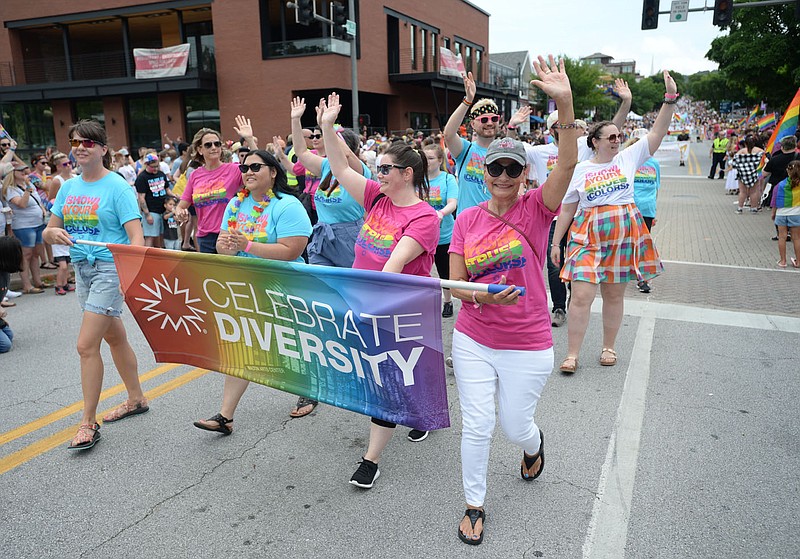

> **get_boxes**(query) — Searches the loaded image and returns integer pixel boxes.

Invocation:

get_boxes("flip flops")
[521,429,545,481]
[458,508,486,546]
[289,397,318,418]
[792,258,799,269]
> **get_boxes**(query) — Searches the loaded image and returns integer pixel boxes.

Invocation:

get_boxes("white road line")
[662,259,800,274]
[582,317,656,559]
[660,175,710,179]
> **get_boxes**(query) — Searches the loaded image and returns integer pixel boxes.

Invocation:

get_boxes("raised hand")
[614,78,632,103]
[530,55,572,102]
[663,70,677,95]
[318,93,341,127]
[290,97,306,120]
[462,71,476,102]
[272,135,286,151]
[233,115,253,140]
[509,105,532,128]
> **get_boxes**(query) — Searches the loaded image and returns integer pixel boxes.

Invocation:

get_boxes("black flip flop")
[458,509,486,545]
[521,429,545,481]
[193,413,233,435]
[289,397,318,418]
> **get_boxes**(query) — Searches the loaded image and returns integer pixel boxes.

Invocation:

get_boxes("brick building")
[0,0,514,159]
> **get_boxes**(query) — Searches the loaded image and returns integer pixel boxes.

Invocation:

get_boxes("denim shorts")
[142,212,164,237]
[775,214,800,228]
[74,260,125,317]
[13,224,44,248]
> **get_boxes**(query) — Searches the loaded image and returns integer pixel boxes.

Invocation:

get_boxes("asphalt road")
[1,141,798,558]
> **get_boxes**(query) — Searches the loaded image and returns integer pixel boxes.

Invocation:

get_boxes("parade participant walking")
[447,56,578,545]
[551,70,678,374]
[43,120,147,450]
[135,153,171,248]
[316,93,439,489]
[193,150,312,435]
[444,72,500,214]
[708,131,729,179]
[629,135,662,293]
[732,135,765,214]
[771,161,800,268]
[422,143,458,317]
[174,116,254,253]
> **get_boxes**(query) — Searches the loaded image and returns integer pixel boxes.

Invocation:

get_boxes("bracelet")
[471,290,483,312]
[550,244,559,247]
[244,240,253,253]
[664,93,679,100]
[462,97,473,107]
[555,122,579,129]
[507,125,517,130]
[663,99,678,105]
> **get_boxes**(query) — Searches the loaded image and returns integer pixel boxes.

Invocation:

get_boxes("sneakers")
[407,429,429,442]
[551,308,566,327]
[679,161,685,166]
[5,290,21,299]
[637,280,651,294]
[445,356,454,368]
[350,458,380,489]
[735,207,743,214]
[442,301,453,318]
[749,208,760,213]
[55,285,67,296]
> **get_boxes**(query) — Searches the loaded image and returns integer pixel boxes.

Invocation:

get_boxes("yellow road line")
[0,364,181,448]
[0,368,209,476]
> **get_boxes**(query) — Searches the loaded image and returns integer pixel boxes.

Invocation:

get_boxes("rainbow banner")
[109,245,450,430]
[765,87,800,155]
[757,113,777,131]
[747,104,759,124]
[0,123,9,139]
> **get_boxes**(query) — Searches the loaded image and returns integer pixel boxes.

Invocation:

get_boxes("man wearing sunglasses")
[134,153,171,248]
[444,71,503,215]
[0,134,23,180]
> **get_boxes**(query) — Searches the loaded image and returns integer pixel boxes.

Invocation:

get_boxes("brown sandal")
[600,348,617,366]
[559,356,578,374]
[68,423,101,450]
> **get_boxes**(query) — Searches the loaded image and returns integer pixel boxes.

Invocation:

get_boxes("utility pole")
[348,0,359,131]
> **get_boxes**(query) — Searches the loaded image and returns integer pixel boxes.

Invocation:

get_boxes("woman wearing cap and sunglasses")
[174,116,256,254]
[447,55,578,546]
[550,70,677,374]
[43,119,147,451]
[193,150,312,436]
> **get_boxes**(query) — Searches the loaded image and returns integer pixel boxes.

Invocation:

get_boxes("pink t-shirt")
[449,188,558,351]
[353,179,439,276]
[181,162,242,237]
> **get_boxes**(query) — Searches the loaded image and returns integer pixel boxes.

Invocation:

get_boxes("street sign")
[345,19,356,37]
[670,0,689,22]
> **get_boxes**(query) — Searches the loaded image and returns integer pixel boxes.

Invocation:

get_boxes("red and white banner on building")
[133,44,191,79]
[439,47,465,78]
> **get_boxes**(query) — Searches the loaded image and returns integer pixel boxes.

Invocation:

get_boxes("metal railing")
[265,37,351,58]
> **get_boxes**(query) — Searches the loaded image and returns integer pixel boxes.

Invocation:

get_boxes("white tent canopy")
[627,111,643,121]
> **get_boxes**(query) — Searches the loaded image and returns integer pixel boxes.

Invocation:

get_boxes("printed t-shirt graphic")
[563,139,651,209]
[180,163,242,237]
[314,159,370,223]
[427,172,459,245]
[632,157,661,218]
[135,170,169,214]
[354,180,439,276]
[453,137,488,214]
[526,139,593,186]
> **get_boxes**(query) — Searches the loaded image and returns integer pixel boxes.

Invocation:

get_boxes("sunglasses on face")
[377,164,406,175]
[61,161,72,167]
[476,115,500,124]
[308,134,322,140]
[486,161,524,178]
[238,162,271,173]
[203,141,222,149]
[0,143,10,148]
[35,160,47,165]
[601,133,624,143]
[69,138,104,148]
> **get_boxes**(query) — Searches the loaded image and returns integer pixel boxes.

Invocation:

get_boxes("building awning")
[530,115,545,123]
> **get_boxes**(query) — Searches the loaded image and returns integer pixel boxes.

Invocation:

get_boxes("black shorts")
[53,255,71,264]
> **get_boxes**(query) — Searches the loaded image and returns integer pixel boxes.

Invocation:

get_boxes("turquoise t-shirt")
[220,192,312,262]
[633,157,661,218]
[51,171,141,263]
[453,137,489,214]
[314,158,371,224]
[427,172,459,244]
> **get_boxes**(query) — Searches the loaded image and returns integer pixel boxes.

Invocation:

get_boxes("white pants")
[452,329,553,507]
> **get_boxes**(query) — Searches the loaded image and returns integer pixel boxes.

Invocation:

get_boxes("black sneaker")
[637,280,651,293]
[350,458,380,488]
[442,301,454,318]
[407,429,429,442]
[551,308,566,327]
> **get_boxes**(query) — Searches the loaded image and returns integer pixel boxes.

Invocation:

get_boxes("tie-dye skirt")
[559,203,663,284]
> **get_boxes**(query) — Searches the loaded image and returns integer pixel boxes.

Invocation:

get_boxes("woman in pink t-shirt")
[317,93,440,491]
[447,57,578,546]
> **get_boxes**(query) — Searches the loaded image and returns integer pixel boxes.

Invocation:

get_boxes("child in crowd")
[162,196,181,250]
[52,238,74,296]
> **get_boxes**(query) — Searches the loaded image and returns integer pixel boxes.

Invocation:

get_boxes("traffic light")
[332,2,348,39]
[712,0,733,27]
[358,114,370,127]
[641,0,660,30]
[296,0,314,26]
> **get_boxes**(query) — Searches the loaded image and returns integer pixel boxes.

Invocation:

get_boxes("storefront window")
[184,93,219,141]
[0,102,56,160]
[74,101,104,124]
[127,96,160,150]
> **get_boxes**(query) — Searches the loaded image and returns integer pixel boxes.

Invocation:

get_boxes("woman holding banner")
[317,92,440,490]
[193,150,312,435]
[43,120,147,450]
[446,56,578,546]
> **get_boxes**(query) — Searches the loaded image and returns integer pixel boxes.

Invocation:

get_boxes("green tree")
[621,73,663,114]
[684,70,749,108]
[530,56,615,120]
[706,2,800,109]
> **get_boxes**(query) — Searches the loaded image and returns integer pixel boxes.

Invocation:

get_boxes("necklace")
[226,188,273,239]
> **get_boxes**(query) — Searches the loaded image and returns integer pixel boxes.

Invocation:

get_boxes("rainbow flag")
[770,178,800,208]
[109,245,451,430]
[765,87,800,156]
[747,104,759,124]
[757,113,777,131]
[736,116,747,127]
[0,123,8,139]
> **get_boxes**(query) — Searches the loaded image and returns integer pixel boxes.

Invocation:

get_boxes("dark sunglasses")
[35,159,47,165]
[601,133,624,143]
[61,161,72,167]
[477,115,500,124]
[0,143,10,148]
[203,141,222,149]
[69,138,104,148]
[308,134,322,140]
[238,162,271,173]
[377,164,406,175]
[486,161,524,178]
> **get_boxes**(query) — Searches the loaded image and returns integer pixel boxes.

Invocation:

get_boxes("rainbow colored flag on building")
[109,245,450,431]
[757,113,777,131]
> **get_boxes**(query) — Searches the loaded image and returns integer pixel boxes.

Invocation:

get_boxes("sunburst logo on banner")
[134,274,206,335]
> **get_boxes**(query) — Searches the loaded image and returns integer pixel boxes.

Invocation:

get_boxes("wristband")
[462,97,473,107]
[664,93,679,100]
[550,244,559,247]
[507,125,517,130]
[244,240,253,253]
[471,290,483,312]
[663,99,677,105]
[555,122,579,129]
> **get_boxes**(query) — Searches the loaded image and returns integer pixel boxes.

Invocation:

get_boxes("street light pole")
[349,0,359,131]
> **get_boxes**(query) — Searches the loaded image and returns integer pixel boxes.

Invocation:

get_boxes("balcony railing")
[390,48,501,87]
[265,37,351,58]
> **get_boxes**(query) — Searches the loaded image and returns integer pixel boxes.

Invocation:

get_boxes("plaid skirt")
[560,203,663,284]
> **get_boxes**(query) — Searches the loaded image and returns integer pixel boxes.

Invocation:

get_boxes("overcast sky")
[469,0,725,76]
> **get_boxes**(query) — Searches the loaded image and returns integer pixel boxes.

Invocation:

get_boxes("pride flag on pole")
[746,104,759,124]
[0,123,9,139]
[765,87,800,155]
[757,113,777,131]
[109,245,450,431]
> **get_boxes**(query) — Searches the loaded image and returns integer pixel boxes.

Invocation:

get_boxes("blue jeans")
[0,325,13,353]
